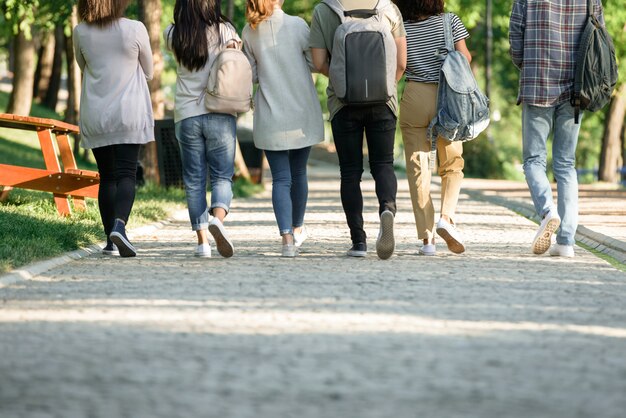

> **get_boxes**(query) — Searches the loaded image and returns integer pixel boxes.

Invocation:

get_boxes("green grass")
[576,241,626,272]
[0,90,265,274]
[0,185,186,273]
[0,177,262,274]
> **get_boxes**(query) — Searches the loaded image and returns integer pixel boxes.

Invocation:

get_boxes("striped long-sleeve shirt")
[509,0,605,107]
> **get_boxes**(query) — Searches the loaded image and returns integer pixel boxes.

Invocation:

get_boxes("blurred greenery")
[1,0,624,181]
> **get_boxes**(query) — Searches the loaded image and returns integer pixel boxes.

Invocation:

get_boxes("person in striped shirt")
[395,0,471,256]
[509,0,605,258]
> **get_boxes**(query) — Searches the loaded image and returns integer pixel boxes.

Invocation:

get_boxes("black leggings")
[92,144,140,236]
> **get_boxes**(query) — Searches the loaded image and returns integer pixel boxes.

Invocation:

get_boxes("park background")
[0,0,625,271]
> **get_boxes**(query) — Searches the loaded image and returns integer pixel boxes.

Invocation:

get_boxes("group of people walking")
[73,0,605,260]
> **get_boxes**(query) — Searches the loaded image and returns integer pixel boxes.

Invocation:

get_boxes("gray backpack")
[428,13,489,169]
[571,0,618,123]
[323,0,397,105]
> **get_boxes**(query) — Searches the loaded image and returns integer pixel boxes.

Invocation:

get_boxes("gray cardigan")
[242,10,324,151]
[74,19,154,149]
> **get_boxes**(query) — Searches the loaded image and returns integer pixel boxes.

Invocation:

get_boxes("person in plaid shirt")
[509,0,605,258]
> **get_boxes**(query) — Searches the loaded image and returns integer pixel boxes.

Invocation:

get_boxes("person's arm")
[72,26,86,71]
[454,39,472,64]
[509,0,526,70]
[242,28,258,84]
[298,19,317,73]
[394,36,407,82]
[137,22,153,80]
[311,48,329,77]
[309,7,330,77]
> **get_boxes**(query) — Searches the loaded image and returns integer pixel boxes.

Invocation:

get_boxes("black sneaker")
[102,239,119,256]
[109,219,137,257]
[347,242,367,257]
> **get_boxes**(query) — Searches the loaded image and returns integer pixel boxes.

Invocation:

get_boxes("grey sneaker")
[532,209,561,255]
[347,242,367,257]
[282,243,297,258]
[376,210,395,260]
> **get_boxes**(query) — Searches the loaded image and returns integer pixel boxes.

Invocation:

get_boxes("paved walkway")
[462,178,626,264]
[1,162,625,418]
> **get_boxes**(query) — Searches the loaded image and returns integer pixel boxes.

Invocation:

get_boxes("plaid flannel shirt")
[509,0,605,107]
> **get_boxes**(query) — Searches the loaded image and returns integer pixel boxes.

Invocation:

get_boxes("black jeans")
[331,104,398,244]
[92,144,140,236]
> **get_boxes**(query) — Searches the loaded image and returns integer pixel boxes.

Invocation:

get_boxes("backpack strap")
[323,0,387,21]
[429,13,455,169]
[442,13,455,52]
[571,0,596,123]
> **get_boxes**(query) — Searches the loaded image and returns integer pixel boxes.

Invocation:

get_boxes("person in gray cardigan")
[74,0,154,257]
[243,0,324,257]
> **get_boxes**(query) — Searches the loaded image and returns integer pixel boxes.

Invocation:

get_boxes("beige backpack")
[203,40,253,114]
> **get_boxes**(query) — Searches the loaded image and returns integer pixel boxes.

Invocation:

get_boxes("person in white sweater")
[164,0,239,258]
[74,0,154,257]
[242,0,324,257]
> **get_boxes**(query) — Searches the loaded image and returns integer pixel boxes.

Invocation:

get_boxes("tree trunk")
[65,7,83,158]
[227,0,235,20]
[33,30,55,101]
[7,26,36,116]
[598,84,626,183]
[43,26,65,111]
[138,0,164,184]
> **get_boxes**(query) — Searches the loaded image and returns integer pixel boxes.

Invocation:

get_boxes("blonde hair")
[246,0,276,29]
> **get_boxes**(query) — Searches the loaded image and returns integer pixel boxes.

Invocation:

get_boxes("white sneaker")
[532,209,561,255]
[195,243,211,258]
[419,239,436,256]
[293,226,308,248]
[209,217,234,258]
[549,244,574,258]
[436,218,465,254]
[376,210,395,260]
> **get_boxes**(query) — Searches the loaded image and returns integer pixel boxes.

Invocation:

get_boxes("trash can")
[154,119,184,188]
[236,123,264,183]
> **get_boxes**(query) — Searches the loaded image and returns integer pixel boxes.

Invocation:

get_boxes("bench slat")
[0,164,99,198]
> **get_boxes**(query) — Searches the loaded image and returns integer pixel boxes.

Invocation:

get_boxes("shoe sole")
[194,253,211,258]
[532,218,561,255]
[347,250,367,257]
[419,249,436,256]
[436,227,465,254]
[209,223,234,258]
[376,211,395,260]
[109,232,137,258]
[102,250,120,256]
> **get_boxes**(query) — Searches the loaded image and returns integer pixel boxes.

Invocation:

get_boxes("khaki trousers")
[399,81,464,240]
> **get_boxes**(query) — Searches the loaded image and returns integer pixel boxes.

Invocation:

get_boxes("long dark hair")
[169,0,232,71]
[393,0,444,21]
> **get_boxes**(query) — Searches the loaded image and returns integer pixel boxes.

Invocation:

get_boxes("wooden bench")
[0,113,99,216]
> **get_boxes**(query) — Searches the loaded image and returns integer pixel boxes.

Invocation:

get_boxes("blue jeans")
[175,113,236,231]
[264,146,311,235]
[522,102,581,245]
